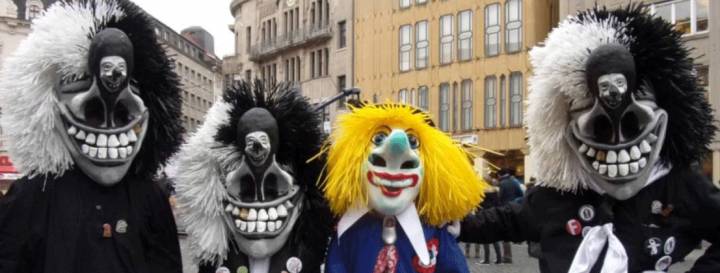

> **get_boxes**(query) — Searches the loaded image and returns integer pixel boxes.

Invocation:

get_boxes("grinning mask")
[223,108,302,259]
[364,128,423,216]
[54,28,148,186]
[565,44,667,200]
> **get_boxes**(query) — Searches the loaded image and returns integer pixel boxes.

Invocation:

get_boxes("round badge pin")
[664,236,676,255]
[651,200,663,214]
[286,257,302,273]
[645,237,662,256]
[578,205,595,222]
[566,219,582,236]
[115,219,128,234]
[215,267,231,273]
[655,255,672,271]
[236,266,248,273]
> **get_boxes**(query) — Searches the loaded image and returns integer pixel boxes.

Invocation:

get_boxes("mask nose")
[369,130,420,170]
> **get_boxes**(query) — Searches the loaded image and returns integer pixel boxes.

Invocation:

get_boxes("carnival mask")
[364,128,423,216]
[54,28,148,186]
[223,108,302,258]
[566,44,667,200]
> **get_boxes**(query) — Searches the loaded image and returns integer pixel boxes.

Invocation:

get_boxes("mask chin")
[364,162,423,216]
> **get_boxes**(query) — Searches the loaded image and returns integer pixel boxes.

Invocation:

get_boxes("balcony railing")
[249,23,333,61]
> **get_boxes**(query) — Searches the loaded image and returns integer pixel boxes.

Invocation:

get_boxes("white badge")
[578,205,595,222]
[115,219,128,234]
[286,257,302,273]
[215,266,230,273]
[651,200,663,214]
[664,236,676,255]
[646,237,662,256]
[655,255,672,271]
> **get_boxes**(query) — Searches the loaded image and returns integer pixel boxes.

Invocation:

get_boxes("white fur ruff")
[172,98,242,265]
[526,15,630,192]
[0,0,123,177]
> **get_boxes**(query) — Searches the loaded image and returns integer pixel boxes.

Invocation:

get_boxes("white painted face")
[99,56,128,92]
[597,73,627,109]
[245,131,271,167]
[363,128,423,216]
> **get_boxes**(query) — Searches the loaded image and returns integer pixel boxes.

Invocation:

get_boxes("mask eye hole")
[591,115,614,143]
[407,134,420,149]
[372,132,387,146]
[238,175,257,202]
[83,97,105,127]
[620,111,643,141]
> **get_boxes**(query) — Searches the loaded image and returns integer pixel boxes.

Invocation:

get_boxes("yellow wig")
[321,103,486,226]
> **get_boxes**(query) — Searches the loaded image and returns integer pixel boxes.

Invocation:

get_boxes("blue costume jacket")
[326,214,469,273]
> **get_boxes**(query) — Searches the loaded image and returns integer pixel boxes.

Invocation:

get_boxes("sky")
[131,0,236,58]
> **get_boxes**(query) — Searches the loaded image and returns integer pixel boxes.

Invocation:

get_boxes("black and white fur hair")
[0,0,183,179]
[174,82,332,265]
[527,5,714,192]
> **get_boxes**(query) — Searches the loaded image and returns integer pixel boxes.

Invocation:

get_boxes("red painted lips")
[367,171,420,197]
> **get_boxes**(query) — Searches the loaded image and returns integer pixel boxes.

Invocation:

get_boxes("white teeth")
[618,164,629,176]
[258,209,269,221]
[606,151,618,164]
[275,220,282,228]
[127,146,133,155]
[97,134,108,147]
[89,147,98,157]
[75,130,86,140]
[268,207,278,220]
[225,204,234,212]
[639,157,647,168]
[118,133,129,146]
[592,161,599,170]
[247,209,258,221]
[285,201,294,208]
[239,220,247,231]
[268,221,276,232]
[235,219,242,228]
[579,144,588,153]
[108,134,120,148]
[647,133,658,143]
[128,130,138,142]
[599,164,608,175]
[630,146,641,160]
[618,149,630,163]
[630,162,639,173]
[98,148,107,159]
[640,140,652,154]
[608,165,618,178]
[257,221,267,232]
[85,133,96,145]
[67,126,78,135]
[247,221,256,232]
[108,148,118,159]
[586,147,596,157]
[119,147,127,158]
[277,204,288,217]
[232,207,240,216]
[82,144,90,154]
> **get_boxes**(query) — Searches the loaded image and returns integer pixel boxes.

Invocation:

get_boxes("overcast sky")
[132,0,236,58]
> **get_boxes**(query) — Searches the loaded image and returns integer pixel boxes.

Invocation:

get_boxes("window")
[415,21,429,69]
[373,94,379,103]
[245,70,251,82]
[324,48,329,76]
[499,75,506,128]
[400,0,411,9]
[652,0,708,35]
[461,80,473,131]
[296,56,301,81]
[398,89,408,104]
[285,60,290,82]
[485,4,500,56]
[418,86,429,110]
[27,4,42,20]
[439,83,450,131]
[310,52,316,78]
[417,0,427,4]
[399,25,412,72]
[245,27,252,53]
[505,0,523,53]
[509,72,523,127]
[338,21,347,48]
[452,84,458,131]
[440,15,454,64]
[458,10,473,61]
[338,75,347,109]
[484,76,497,128]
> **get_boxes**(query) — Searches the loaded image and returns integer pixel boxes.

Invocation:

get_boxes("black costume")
[459,6,720,273]
[0,1,184,272]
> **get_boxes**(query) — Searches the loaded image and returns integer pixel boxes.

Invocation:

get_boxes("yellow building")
[354,0,558,178]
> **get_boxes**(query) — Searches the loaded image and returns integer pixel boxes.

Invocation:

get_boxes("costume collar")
[585,162,672,195]
[337,204,431,265]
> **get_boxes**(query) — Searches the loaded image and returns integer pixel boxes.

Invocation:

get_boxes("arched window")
[484,76,497,128]
[418,86,429,110]
[461,80,473,131]
[499,75,506,127]
[509,72,523,127]
[439,83,450,131]
[398,89,408,104]
[505,0,523,53]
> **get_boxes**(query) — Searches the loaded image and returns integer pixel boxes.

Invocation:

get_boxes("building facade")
[559,0,719,187]
[226,0,354,130]
[354,0,558,178]
[152,20,224,134]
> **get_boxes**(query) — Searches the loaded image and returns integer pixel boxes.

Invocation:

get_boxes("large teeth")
[592,161,599,170]
[608,165,618,178]
[268,221,276,232]
[247,221,256,232]
[630,146,641,160]
[232,207,240,216]
[285,200,294,209]
[86,133,96,145]
[89,147,98,157]
[127,146,133,155]
[647,133,658,143]
[225,204,234,212]
[606,151,617,164]
[275,220,282,228]
[595,151,606,161]
[618,164,629,176]
[98,148,107,159]
[67,126,78,135]
[97,134,108,147]
[81,144,90,154]
[119,147,127,158]
[247,209,258,221]
[586,147,596,157]
[598,164,607,175]
[108,134,120,148]
[108,148,118,159]
[75,130,86,140]
[277,204,288,217]
[257,221,267,232]
[629,162,639,174]
[239,220,247,231]
[618,149,630,163]
[579,144,588,153]
[119,133,129,146]
[128,130,138,142]
[640,140,652,154]
[639,157,647,168]
[268,207,278,220]
[258,209,269,221]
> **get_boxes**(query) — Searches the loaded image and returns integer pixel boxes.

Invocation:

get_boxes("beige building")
[226,0,354,130]
[354,0,558,178]
[559,0,719,186]
[152,20,224,134]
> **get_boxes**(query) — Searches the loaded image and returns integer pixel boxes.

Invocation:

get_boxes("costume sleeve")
[324,237,348,273]
[435,228,470,273]
[684,172,720,273]
[0,177,41,273]
[143,182,183,273]
[458,188,538,244]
